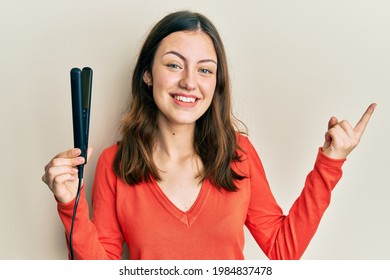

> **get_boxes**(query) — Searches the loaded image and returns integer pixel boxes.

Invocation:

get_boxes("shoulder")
[93,143,120,184]
[235,132,264,167]
[101,143,119,157]
[236,132,250,147]
[96,143,119,166]
[234,132,267,178]
[235,132,256,156]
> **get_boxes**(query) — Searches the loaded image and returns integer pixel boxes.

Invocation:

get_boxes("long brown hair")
[114,10,247,191]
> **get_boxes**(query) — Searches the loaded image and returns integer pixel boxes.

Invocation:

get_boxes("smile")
[170,94,200,108]
[173,95,197,103]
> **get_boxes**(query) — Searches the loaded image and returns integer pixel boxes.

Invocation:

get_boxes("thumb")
[323,116,338,150]
[328,116,338,130]
[86,147,93,163]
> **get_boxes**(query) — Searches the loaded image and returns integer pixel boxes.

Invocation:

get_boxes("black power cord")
[69,165,84,260]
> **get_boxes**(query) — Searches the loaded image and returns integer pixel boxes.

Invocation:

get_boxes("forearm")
[57,188,123,260]
[246,148,345,260]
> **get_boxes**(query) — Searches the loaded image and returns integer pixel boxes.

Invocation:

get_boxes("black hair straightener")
[69,67,93,260]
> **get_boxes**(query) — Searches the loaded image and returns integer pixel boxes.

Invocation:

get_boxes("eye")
[167,63,181,69]
[199,68,213,74]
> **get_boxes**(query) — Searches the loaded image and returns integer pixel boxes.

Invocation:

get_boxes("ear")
[143,70,152,86]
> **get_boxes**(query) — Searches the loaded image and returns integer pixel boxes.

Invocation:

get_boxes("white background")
[1,0,389,259]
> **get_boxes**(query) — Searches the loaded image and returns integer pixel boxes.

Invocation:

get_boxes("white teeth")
[174,95,196,103]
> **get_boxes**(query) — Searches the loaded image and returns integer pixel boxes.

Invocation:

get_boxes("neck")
[154,116,196,161]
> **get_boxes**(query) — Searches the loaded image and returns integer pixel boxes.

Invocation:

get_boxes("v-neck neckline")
[149,177,210,227]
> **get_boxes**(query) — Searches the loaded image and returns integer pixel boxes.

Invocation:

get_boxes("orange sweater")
[57,135,345,259]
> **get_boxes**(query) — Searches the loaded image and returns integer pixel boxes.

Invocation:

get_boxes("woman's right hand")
[42,148,93,204]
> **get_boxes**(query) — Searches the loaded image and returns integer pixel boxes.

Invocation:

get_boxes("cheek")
[154,77,167,89]
[152,76,172,101]
[153,71,177,89]
[202,80,217,98]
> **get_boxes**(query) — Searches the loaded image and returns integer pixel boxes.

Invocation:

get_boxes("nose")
[179,70,196,91]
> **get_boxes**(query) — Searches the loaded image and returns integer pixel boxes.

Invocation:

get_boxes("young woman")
[42,10,376,260]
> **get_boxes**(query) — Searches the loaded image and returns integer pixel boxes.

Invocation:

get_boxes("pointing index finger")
[354,103,377,138]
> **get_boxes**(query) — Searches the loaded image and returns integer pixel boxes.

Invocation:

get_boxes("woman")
[42,10,376,260]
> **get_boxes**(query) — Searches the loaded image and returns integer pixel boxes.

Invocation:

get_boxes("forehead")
[156,31,217,61]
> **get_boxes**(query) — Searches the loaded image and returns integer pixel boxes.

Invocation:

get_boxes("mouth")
[171,94,199,106]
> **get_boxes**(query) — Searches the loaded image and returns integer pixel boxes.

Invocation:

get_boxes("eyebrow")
[163,51,217,65]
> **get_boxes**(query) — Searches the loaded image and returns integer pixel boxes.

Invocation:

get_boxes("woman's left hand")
[322,103,377,159]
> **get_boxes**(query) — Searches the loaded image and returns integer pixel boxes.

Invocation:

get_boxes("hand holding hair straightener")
[41,67,93,260]
[41,67,93,202]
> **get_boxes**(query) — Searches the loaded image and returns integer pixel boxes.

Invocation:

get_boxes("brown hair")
[114,10,246,191]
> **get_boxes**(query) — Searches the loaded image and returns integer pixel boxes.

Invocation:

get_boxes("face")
[144,31,217,129]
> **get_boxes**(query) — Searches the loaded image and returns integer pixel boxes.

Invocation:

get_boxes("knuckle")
[328,127,337,134]
[339,120,347,127]
[52,158,62,166]
[46,168,54,177]
[351,138,359,147]
[342,120,352,128]
[53,175,62,184]
[46,167,57,179]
